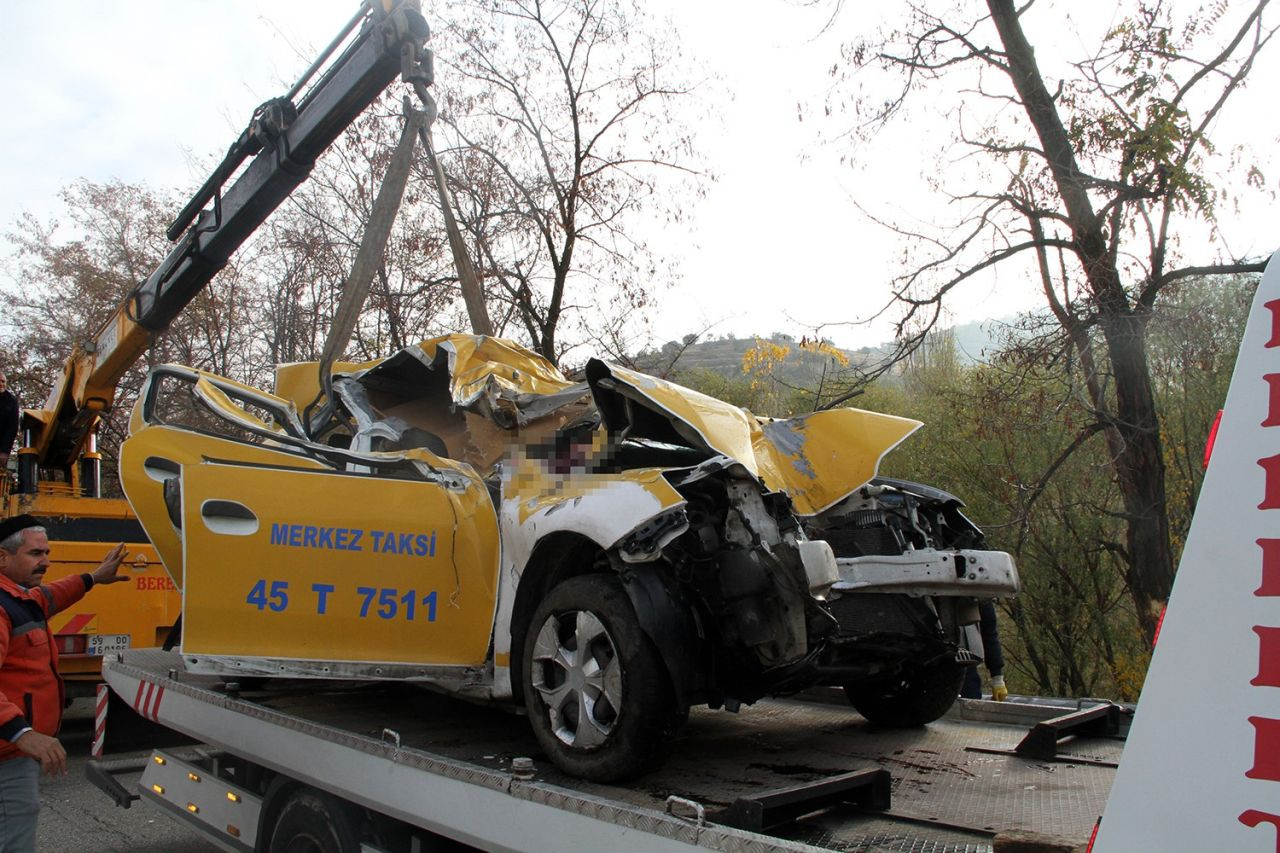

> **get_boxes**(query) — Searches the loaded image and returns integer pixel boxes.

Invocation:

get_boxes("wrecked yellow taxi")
[120,334,1018,781]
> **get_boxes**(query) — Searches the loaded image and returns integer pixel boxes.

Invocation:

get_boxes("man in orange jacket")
[0,514,128,852]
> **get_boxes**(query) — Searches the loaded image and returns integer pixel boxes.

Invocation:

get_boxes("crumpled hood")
[585,360,921,516]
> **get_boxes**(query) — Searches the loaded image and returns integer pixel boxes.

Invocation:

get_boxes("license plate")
[87,634,131,656]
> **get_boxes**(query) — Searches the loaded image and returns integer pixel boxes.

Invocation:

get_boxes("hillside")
[633,334,879,387]
[636,318,1007,386]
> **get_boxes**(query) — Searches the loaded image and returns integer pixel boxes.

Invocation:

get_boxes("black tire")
[843,661,964,727]
[268,788,362,853]
[522,573,677,782]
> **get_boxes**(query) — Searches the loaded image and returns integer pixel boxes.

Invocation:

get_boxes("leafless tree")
[430,0,708,363]
[825,0,1275,640]
[2,179,249,490]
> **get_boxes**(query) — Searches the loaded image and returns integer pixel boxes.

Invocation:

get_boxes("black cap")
[0,514,43,544]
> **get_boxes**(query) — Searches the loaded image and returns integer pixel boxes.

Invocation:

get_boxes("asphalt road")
[34,699,215,853]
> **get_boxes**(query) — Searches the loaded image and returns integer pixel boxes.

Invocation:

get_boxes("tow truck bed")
[100,649,1119,852]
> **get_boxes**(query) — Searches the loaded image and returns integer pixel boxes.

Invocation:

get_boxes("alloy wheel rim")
[530,608,623,748]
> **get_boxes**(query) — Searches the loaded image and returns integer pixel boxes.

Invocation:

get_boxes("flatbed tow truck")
[90,254,1280,853]
[90,648,1122,852]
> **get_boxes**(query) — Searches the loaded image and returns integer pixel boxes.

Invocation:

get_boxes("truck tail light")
[54,634,87,655]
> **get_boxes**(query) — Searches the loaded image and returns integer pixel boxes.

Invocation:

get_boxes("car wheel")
[522,573,676,782]
[843,661,964,727]
[268,788,361,853]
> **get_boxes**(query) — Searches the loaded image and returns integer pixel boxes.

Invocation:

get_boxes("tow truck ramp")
[92,649,1120,852]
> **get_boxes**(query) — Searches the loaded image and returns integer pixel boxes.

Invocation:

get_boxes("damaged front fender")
[585,360,922,516]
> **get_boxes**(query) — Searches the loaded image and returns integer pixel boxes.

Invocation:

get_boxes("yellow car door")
[178,459,499,671]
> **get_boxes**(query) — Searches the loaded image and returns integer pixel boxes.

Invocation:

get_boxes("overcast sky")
[1,1,1275,352]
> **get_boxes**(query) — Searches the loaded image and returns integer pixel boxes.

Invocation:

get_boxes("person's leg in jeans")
[0,757,40,853]
[960,663,982,698]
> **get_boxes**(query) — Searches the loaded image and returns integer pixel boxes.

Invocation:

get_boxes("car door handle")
[199,500,259,536]
[143,455,180,482]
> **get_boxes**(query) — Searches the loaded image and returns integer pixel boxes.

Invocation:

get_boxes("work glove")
[990,675,1008,702]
